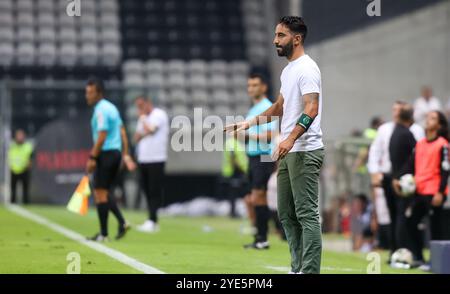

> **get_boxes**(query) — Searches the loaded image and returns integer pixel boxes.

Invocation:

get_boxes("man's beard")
[276,42,293,58]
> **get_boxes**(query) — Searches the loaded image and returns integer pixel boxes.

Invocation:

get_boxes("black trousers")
[381,174,397,253]
[139,162,165,223]
[11,170,30,204]
[406,194,445,262]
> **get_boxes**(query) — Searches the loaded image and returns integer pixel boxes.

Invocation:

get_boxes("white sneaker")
[136,220,159,233]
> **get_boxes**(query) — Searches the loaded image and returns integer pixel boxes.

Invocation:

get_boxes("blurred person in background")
[388,104,416,249]
[414,86,442,128]
[368,101,424,260]
[239,73,276,250]
[85,78,136,242]
[393,111,449,268]
[134,96,169,233]
[222,133,249,218]
[8,129,33,204]
[350,194,373,252]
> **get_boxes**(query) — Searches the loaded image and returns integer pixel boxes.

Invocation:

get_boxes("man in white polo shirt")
[225,16,324,273]
[134,96,169,232]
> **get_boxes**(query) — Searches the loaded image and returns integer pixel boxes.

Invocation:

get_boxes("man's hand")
[371,173,383,187]
[432,192,444,207]
[272,137,295,161]
[86,158,96,174]
[223,121,250,133]
[392,179,402,196]
[123,154,137,172]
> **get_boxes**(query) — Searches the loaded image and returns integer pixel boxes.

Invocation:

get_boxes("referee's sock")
[254,205,269,242]
[109,198,126,227]
[96,203,109,236]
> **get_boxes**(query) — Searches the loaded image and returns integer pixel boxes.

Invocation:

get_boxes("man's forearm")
[251,103,282,126]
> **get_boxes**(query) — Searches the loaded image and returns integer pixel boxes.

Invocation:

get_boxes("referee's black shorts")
[93,150,121,190]
[248,155,275,191]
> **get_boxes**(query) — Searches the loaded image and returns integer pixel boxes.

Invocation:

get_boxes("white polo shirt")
[280,54,323,152]
[136,108,169,163]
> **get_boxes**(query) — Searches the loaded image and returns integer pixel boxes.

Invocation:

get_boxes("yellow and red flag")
[67,175,91,215]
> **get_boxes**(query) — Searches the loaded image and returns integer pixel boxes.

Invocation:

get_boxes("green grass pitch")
[0,205,428,274]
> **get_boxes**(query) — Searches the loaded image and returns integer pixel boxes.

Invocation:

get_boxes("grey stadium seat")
[0,43,14,66]
[123,59,144,76]
[37,12,55,28]
[36,0,54,13]
[188,60,207,75]
[80,43,98,66]
[58,43,78,66]
[37,43,57,66]
[212,90,230,106]
[17,27,35,43]
[38,28,56,43]
[191,90,209,106]
[16,12,34,27]
[99,14,120,28]
[230,74,248,91]
[124,74,145,88]
[58,14,76,28]
[146,73,165,89]
[0,0,13,11]
[209,60,228,75]
[76,12,97,28]
[100,29,121,44]
[58,27,77,43]
[16,42,35,66]
[0,13,14,27]
[214,105,233,119]
[210,74,228,90]
[230,61,250,76]
[169,89,188,105]
[80,28,98,43]
[100,43,121,67]
[188,74,208,90]
[167,73,186,89]
[98,0,119,13]
[146,60,164,75]
[167,60,186,74]
[0,28,14,43]
[16,0,34,12]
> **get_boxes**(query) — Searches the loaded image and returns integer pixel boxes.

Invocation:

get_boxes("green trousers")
[277,149,324,274]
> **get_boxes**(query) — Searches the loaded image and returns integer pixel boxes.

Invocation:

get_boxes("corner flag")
[67,175,91,215]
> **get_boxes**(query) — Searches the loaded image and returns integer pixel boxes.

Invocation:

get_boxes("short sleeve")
[96,109,109,131]
[298,68,320,96]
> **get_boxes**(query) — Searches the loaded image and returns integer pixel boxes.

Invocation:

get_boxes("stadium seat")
[100,29,121,44]
[210,74,229,90]
[169,89,188,105]
[58,27,77,44]
[191,90,209,106]
[58,43,78,67]
[187,60,207,75]
[146,60,164,75]
[36,0,54,13]
[0,43,14,66]
[16,0,34,12]
[16,12,34,27]
[167,73,186,89]
[80,43,98,66]
[167,60,186,75]
[37,43,57,66]
[123,60,144,76]
[37,12,55,28]
[80,28,98,44]
[16,42,35,66]
[38,28,56,43]
[209,60,228,75]
[17,27,35,43]
[124,74,145,88]
[146,73,165,89]
[0,0,13,11]
[212,90,230,106]
[0,12,14,27]
[0,27,14,43]
[188,74,208,90]
[100,43,122,67]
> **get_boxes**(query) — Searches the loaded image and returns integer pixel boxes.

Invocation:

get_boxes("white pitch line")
[7,204,165,274]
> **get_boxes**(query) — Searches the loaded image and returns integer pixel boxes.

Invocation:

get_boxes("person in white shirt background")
[368,100,425,261]
[414,86,442,128]
[133,96,169,233]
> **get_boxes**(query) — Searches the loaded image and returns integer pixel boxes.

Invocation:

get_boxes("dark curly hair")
[278,16,307,44]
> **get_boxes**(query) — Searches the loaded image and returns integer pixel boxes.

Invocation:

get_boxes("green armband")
[297,113,314,130]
